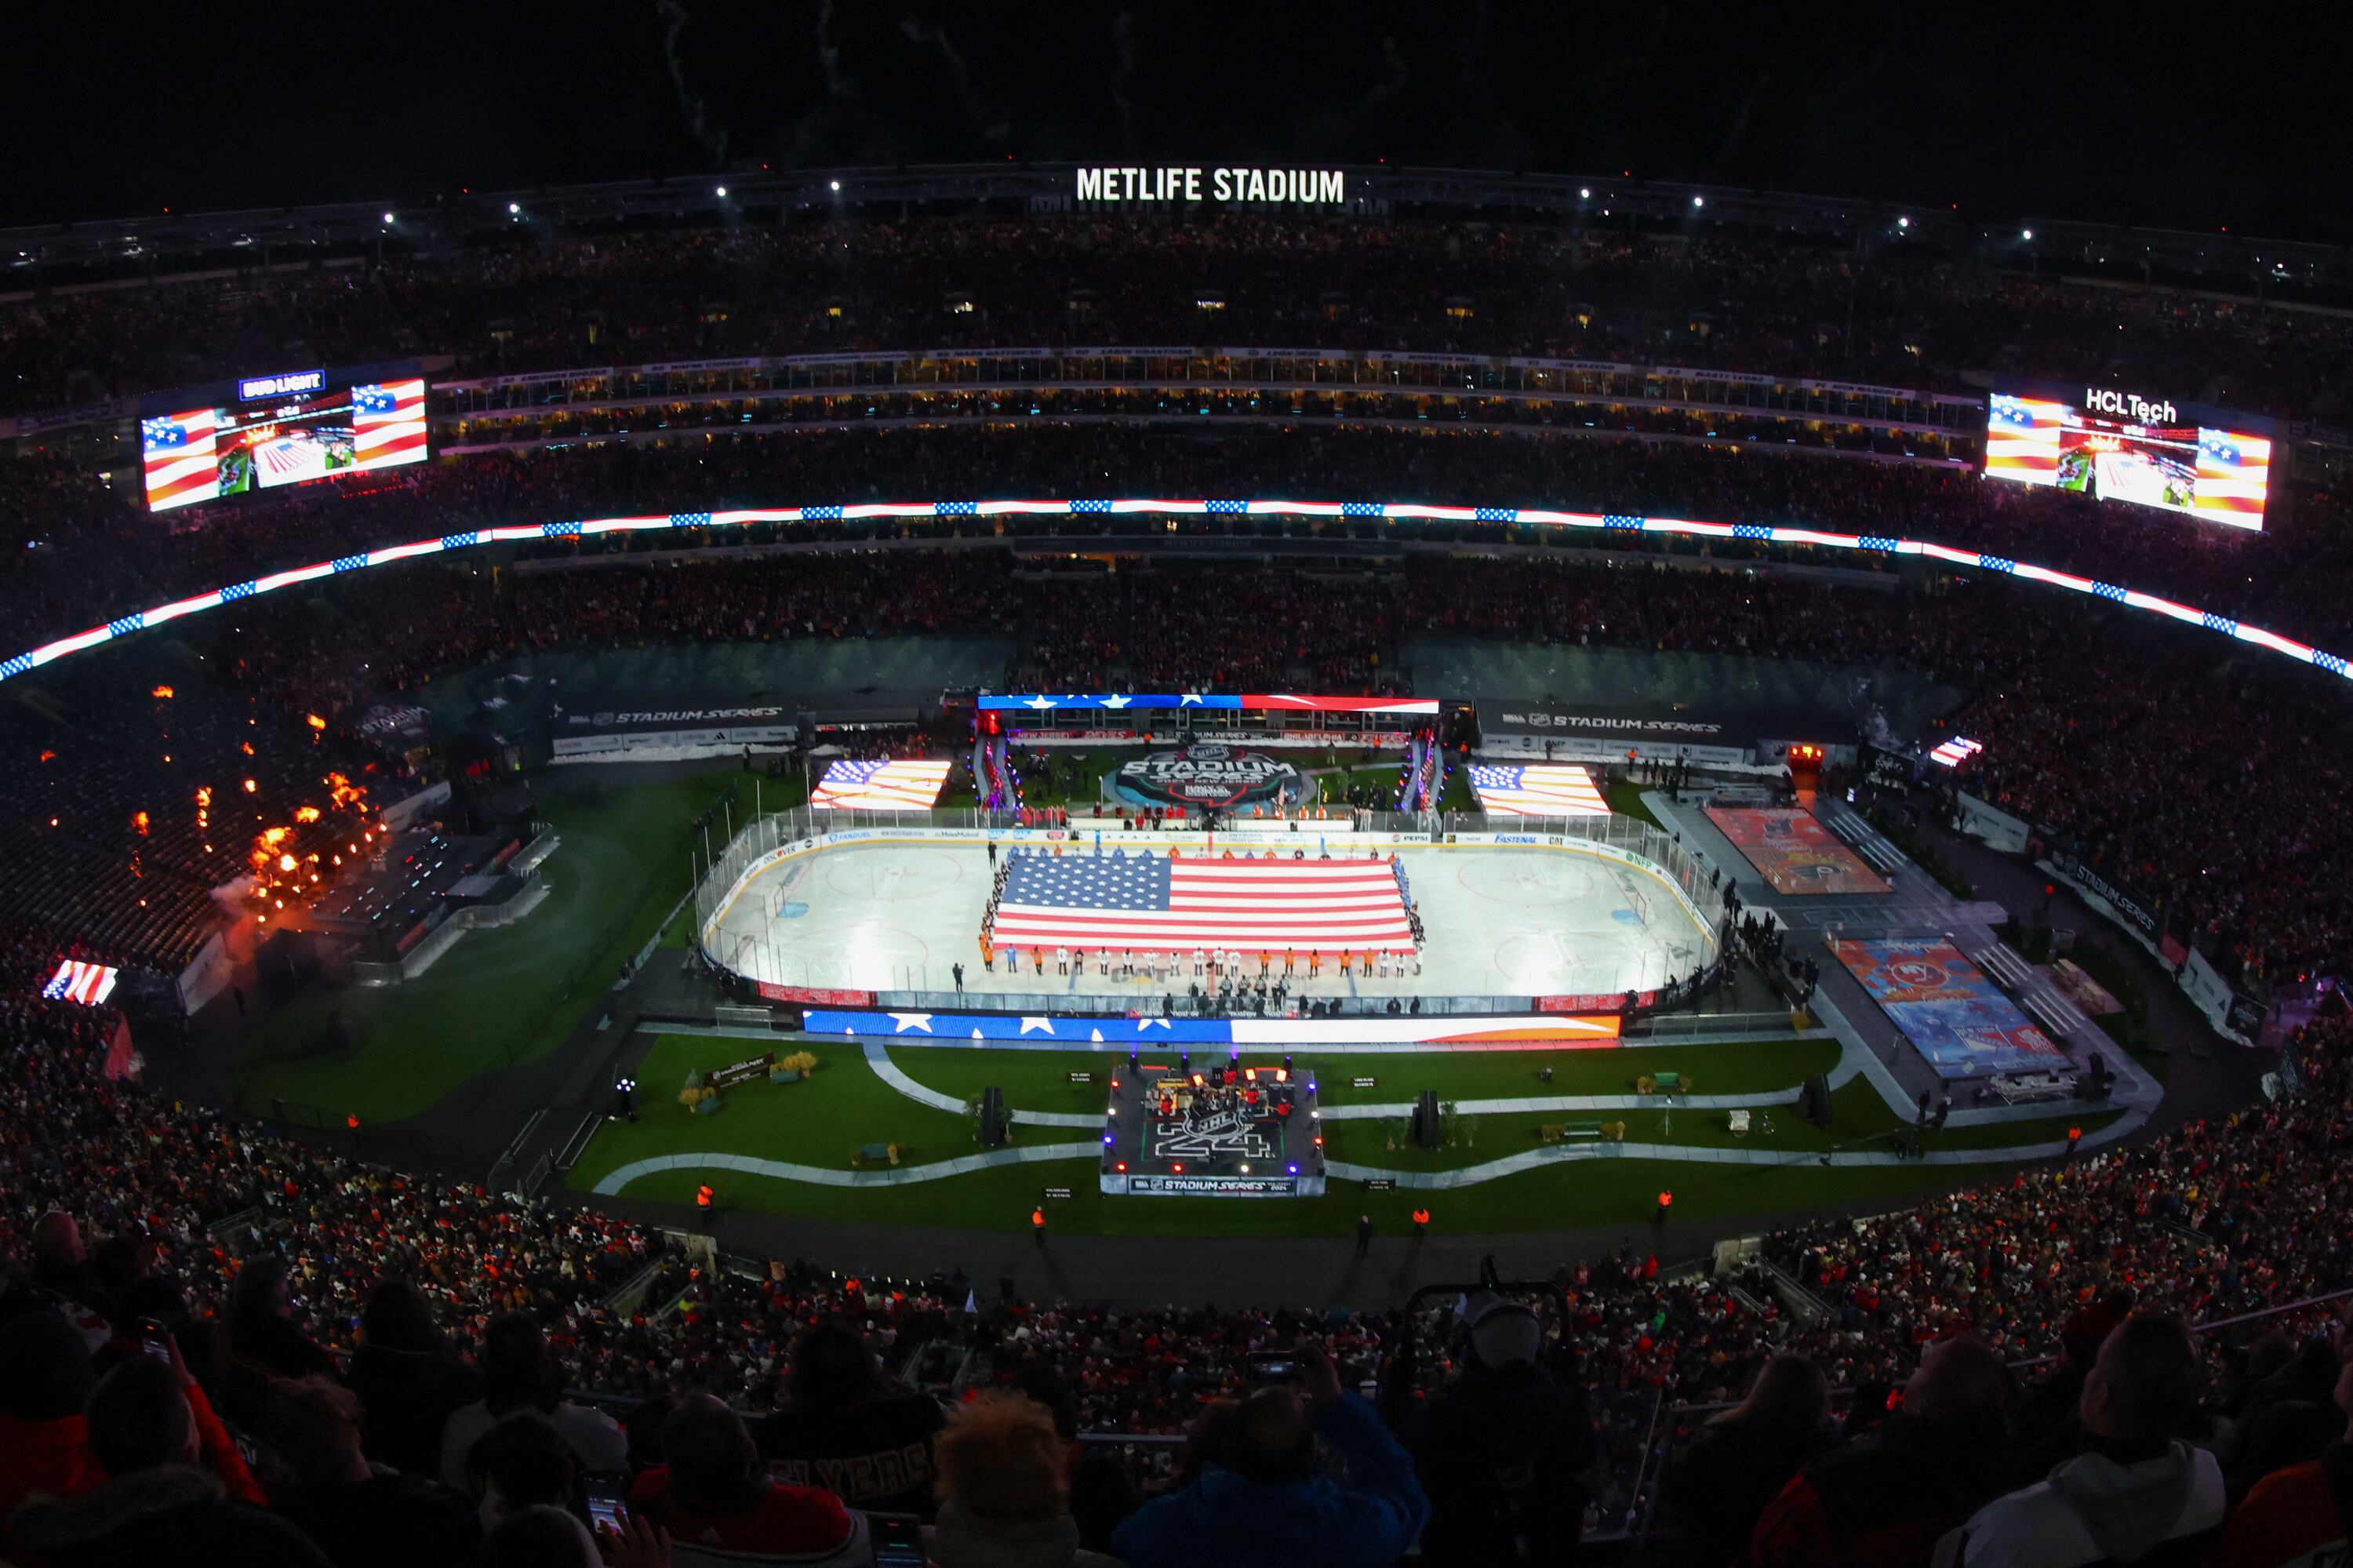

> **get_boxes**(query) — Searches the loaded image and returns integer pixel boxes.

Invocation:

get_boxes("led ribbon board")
[5,499,2347,689]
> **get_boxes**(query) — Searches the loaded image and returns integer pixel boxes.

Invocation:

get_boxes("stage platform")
[1098,1057,1326,1196]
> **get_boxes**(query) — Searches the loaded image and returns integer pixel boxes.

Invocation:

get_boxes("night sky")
[5,2,2345,240]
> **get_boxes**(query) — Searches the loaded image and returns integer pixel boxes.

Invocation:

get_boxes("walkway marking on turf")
[864,1042,1101,1127]
[590,1141,1103,1195]
[1322,1102,2147,1188]
[1322,1086,1821,1119]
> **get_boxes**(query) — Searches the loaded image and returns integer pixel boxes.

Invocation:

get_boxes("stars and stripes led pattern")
[141,408,223,512]
[1467,763,1609,817]
[992,850,1416,953]
[350,379,428,471]
[2191,431,2271,529]
[808,758,951,810]
[42,959,118,1006]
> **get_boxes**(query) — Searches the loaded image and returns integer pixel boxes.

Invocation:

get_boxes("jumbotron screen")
[1984,387,2271,531]
[141,373,427,513]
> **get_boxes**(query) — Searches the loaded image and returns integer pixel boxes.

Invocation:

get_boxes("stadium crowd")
[5,219,2348,424]
[5,899,2353,1563]
[10,205,2353,1564]
[8,422,2353,661]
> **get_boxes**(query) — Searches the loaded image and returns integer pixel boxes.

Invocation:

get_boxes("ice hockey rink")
[704,838,1713,1002]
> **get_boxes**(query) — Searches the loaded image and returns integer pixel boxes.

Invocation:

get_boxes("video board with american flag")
[142,374,428,514]
[808,758,952,811]
[1467,762,1610,817]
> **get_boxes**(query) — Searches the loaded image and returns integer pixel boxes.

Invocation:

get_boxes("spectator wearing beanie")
[926,1391,1121,1568]
[0,1310,104,1526]
[267,1375,478,1568]
[758,1319,944,1517]
[1111,1344,1427,1568]
[29,1213,105,1315]
[439,1312,627,1496]
[631,1394,867,1568]
[2201,1336,2353,1568]
[1665,1352,1829,1568]
[341,1275,478,1480]
[1397,1291,1595,1566]
[9,1355,331,1568]
[471,1414,585,1535]
[1747,1333,2015,1568]
[1935,1315,2224,1567]
[220,1254,339,1437]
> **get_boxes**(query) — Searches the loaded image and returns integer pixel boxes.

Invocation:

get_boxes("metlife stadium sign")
[1075,166,1350,205]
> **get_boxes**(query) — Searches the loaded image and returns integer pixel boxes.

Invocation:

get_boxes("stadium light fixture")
[715,185,727,198]
[829,180,842,192]
[380,212,395,225]
[1897,216,1909,228]
[508,202,521,216]
[1579,187,1591,198]
[2021,227,2033,240]
[1692,195,1704,208]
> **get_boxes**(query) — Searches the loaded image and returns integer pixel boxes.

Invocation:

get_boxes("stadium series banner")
[551,698,796,759]
[1111,745,1302,809]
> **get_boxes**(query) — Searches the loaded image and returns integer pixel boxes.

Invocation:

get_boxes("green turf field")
[231,772,747,1126]
[563,1031,2129,1237]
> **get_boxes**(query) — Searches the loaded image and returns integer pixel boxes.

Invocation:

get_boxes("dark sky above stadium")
[8,2,2348,239]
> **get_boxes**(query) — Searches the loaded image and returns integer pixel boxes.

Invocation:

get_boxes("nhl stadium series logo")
[1117,744,1301,809]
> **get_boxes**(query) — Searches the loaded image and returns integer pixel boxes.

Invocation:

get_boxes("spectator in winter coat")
[1746,1333,2013,1568]
[1112,1344,1427,1568]
[1934,1315,2225,1567]
[1398,1292,1596,1566]
[1667,1352,1830,1568]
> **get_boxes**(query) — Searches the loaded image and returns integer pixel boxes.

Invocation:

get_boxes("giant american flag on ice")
[809,758,951,810]
[1467,763,1609,817]
[992,849,1415,953]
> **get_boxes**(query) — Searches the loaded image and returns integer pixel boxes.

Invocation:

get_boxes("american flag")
[809,758,951,810]
[142,408,221,512]
[42,959,118,1006]
[1468,763,1609,817]
[992,851,1415,952]
[349,379,429,473]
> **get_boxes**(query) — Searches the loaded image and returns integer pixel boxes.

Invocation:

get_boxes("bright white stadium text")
[2084,388,2179,424]
[1075,166,1348,205]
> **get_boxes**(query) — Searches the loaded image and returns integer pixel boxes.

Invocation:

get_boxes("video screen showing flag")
[142,376,428,513]
[1468,762,1609,817]
[808,758,951,810]
[42,958,118,1006]
[1985,389,2271,531]
[992,848,1416,954]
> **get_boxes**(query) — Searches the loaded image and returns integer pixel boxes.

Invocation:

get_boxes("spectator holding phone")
[1111,1343,1427,1568]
